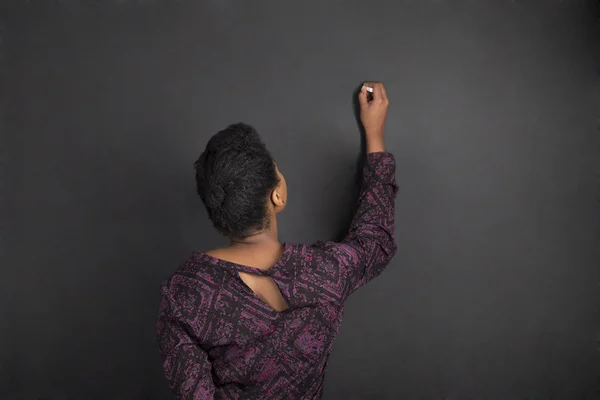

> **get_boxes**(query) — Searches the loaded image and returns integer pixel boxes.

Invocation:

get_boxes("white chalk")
[365,86,374,93]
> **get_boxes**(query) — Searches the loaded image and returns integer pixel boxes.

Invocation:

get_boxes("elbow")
[366,229,397,265]
[384,239,397,264]
[381,229,397,264]
[390,239,398,258]
[371,235,396,266]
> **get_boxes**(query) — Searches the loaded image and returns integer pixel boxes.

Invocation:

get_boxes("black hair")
[194,123,279,238]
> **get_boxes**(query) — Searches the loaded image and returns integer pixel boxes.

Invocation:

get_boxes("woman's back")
[160,243,342,399]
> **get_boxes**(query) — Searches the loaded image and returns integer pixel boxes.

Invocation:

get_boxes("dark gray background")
[2,1,600,399]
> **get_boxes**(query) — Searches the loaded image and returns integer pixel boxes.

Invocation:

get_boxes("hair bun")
[205,183,226,208]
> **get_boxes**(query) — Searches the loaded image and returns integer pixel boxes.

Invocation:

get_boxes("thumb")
[358,85,368,108]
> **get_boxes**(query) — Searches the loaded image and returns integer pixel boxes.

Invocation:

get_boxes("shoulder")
[288,242,358,302]
[160,252,225,313]
[309,240,363,266]
[294,241,363,277]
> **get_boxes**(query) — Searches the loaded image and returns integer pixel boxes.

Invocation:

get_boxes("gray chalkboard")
[2,1,600,399]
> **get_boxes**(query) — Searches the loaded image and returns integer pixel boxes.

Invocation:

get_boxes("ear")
[271,188,285,208]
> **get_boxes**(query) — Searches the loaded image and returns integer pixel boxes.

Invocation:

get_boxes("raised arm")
[343,82,397,293]
[319,82,398,298]
[157,283,216,400]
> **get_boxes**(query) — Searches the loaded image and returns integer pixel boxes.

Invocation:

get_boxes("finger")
[369,82,384,102]
[379,83,388,102]
[358,85,369,107]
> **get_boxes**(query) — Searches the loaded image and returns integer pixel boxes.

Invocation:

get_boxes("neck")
[231,231,279,247]
[230,214,280,248]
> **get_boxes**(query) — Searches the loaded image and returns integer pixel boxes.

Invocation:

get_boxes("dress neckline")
[195,243,293,277]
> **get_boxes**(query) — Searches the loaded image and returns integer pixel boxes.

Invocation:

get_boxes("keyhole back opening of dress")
[238,272,289,312]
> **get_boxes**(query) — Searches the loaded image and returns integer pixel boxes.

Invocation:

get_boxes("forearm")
[341,152,397,293]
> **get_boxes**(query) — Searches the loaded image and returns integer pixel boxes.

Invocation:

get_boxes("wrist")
[366,138,385,153]
[364,127,384,137]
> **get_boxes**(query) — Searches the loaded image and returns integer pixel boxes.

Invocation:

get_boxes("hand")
[358,82,389,153]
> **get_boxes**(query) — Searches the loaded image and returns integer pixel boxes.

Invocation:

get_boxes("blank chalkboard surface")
[2,1,600,399]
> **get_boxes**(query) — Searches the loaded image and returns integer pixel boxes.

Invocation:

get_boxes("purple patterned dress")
[157,152,398,399]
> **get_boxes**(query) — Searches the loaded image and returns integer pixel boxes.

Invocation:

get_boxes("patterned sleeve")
[157,283,216,400]
[320,152,398,298]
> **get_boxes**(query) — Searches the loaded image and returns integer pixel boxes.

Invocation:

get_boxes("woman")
[157,82,397,399]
